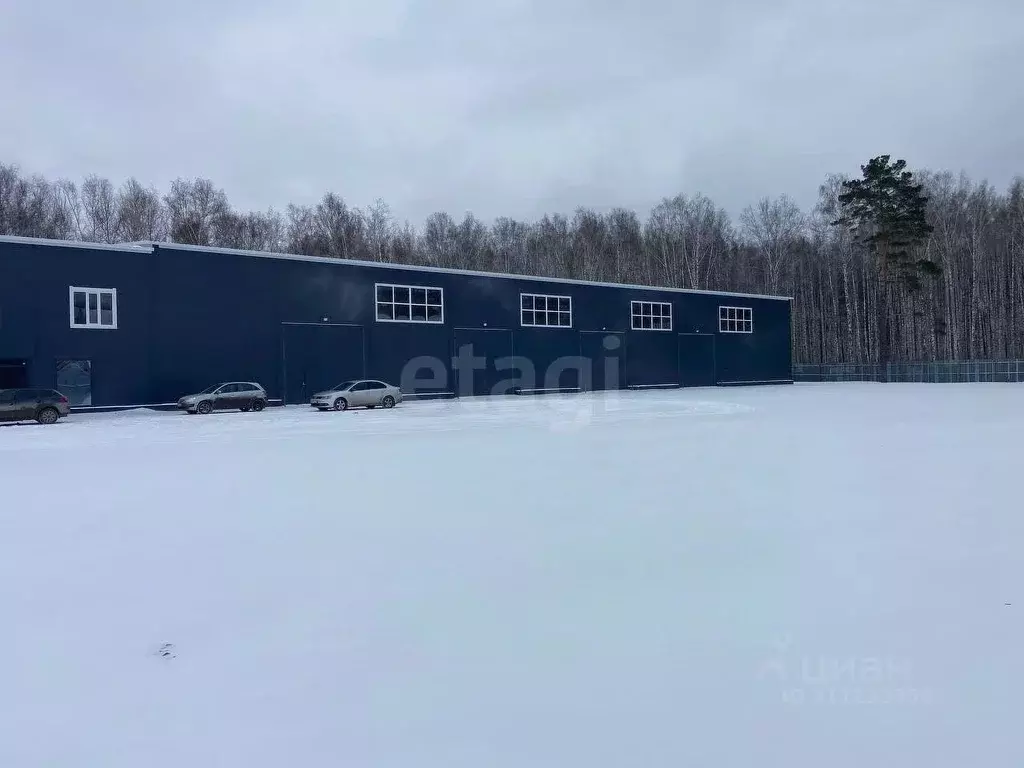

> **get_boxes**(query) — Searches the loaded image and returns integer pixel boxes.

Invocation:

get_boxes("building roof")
[134,240,794,302]
[0,234,792,301]
[0,234,153,254]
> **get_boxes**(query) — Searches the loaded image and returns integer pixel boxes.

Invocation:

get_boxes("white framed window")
[719,305,753,333]
[631,300,672,331]
[521,293,572,328]
[375,283,444,324]
[69,287,117,329]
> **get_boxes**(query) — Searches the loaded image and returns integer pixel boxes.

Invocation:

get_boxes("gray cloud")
[2,0,1022,225]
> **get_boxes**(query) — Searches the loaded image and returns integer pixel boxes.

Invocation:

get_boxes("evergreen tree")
[833,155,938,375]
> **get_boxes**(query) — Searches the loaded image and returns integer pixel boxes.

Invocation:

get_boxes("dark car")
[177,382,268,414]
[0,388,71,425]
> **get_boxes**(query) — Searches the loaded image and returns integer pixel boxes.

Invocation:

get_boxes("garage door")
[453,328,514,397]
[282,323,365,405]
[678,333,716,387]
[580,332,625,391]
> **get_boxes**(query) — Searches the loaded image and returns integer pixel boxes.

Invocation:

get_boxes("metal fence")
[794,360,1024,383]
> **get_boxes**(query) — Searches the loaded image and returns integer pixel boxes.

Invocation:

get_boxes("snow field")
[1,383,1022,767]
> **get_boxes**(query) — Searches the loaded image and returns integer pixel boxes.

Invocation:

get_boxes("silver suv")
[178,382,268,414]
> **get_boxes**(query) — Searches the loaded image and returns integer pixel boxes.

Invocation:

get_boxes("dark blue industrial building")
[0,235,793,408]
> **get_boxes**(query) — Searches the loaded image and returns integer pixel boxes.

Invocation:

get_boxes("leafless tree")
[605,208,645,284]
[216,209,286,252]
[365,198,395,262]
[740,194,805,295]
[392,220,419,265]
[568,207,607,281]
[48,179,81,240]
[422,211,458,268]
[527,214,571,277]
[285,204,317,255]
[80,175,119,243]
[491,217,529,274]
[0,164,20,234]
[116,178,167,242]
[164,178,231,246]
[645,194,731,290]
[454,213,490,271]
[310,193,366,259]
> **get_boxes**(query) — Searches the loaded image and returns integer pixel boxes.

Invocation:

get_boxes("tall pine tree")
[833,155,938,376]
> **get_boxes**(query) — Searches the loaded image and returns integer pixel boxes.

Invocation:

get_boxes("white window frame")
[374,282,444,324]
[631,300,672,331]
[718,305,753,333]
[520,292,572,328]
[69,287,118,329]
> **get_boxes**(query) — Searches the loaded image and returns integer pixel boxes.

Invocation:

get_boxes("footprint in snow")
[156,643,176,659]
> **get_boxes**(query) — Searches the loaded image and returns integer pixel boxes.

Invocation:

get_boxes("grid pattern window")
[521,293,572,327]
[69,287,117,329]
[375,283,444,324]
[719,305,753,333]
[631,301,672,331]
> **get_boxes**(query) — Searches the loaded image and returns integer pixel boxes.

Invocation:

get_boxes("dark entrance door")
[56,360,92,406]
[0,359,29,389]
[453,328,514,397]
[282,324,365,405]
[677,334,716,387]
[580,331,625,391]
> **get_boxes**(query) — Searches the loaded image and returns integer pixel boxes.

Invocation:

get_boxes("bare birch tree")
[740,194,804,295]
[81,175,119,243]
[422,211,459,268]
[117,178,167,242]
[164,178,231,246]
[365,198,395,262]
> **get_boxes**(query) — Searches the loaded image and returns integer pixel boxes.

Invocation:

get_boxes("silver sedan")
[310,379,403,411]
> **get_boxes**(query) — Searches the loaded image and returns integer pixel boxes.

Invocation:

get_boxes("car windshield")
[199,384,221,394]
[332,381,355,391]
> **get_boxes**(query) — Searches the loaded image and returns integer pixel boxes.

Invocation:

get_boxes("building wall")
[0,239,153,405]
[0,238,793,406]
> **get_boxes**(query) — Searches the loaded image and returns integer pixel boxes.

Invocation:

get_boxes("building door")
[579,331,625,391]
[452,328,514,397]
[0,359,29,390]
[677,334,716,387]
[55,360,92,406]
[282,323,365,405]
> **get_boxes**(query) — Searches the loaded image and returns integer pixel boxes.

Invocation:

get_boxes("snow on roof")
[0,234,153,254]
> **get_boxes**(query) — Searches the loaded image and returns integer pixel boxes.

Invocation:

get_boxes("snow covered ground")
[1,383,1021,767]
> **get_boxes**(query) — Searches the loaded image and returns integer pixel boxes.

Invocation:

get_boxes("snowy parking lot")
[1,383,1022,767]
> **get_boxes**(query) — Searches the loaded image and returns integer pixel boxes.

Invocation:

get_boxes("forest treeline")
[2,161,1023,364]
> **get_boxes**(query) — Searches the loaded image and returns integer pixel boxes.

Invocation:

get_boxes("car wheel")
[251,399,266,412]
[36,407,59,425]
[382,395,396,408]
[197,400,213,415]
[333,397,348,411]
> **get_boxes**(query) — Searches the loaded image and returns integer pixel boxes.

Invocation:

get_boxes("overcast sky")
[2,0,1023,225]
